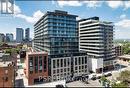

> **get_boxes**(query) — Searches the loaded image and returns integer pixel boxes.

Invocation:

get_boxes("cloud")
[120,14,126,19]
[83,1,103,8]
[76,17,81,21]
[115,19,130,28]
[106,1,123,9]
[57,1,130,9]
[57,1,82,7]
[57,1,102,8]
[14,4,21,14]
[10,3,44,24]
[14,10,44,24]
[124,1,130,9]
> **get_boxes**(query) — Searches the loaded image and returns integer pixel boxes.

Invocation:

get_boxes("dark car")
[96,76,101,79]
[106,73,112,77]
[56,84,64,88]
[91,76,96,80]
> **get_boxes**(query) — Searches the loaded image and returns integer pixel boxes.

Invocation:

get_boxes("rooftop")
[0,61,12,67]
[26,51,48,55]
[118,55,130,60]
[78,16,99,22]
[0,53,10,58]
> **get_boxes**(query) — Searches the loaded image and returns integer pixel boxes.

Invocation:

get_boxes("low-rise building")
[114,44,123,57]
[0,61,15,87]
[24,51,48,85]
[0,53,11,62]
[118,55,130,66]
[51,52,88,81]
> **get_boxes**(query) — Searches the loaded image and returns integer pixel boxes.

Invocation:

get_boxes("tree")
[117,70,130,83]
[122,42,130,54]
[99,76,110,87]
[5,49,12,55]
[111,81,128,87]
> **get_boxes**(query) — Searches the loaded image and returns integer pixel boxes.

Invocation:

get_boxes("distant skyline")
[0,1,130,39]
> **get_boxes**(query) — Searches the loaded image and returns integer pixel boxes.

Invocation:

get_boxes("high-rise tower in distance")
[16,28,24,43]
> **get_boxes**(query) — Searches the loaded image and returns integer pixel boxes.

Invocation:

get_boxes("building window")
[78,57,81,65]
[57,69,59,73]
[68,58,70,66]
[29,57,33,74]
[61,69,63,73]
[75,58,77,65]
[4,77,8,82]
[57,59,59,68]
[61,59,63,67]
[85,65,87,69]
[64,59,66,67]
[82,66,84,69]
[35,56,38,73]
[68,68,69,71]
[53,70,56,74]
[64,68,66,72]
[79,66,81,69]
[82,57,84,64]
[39,56,42,72]
[85,57,87,64]
[44,56,47,72]
[75,67,77,70]
[53,60,56,68]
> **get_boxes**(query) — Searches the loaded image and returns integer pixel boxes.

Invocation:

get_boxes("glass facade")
[34,10,78,55]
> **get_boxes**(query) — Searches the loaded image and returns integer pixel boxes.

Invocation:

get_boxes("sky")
[0,0,130,39]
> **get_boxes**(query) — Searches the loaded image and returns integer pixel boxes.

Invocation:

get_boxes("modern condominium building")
[79,17,115,73]
[34,10,79,55]
[16,28,24,43]
[25,28,30,42]
[34,10,88,81]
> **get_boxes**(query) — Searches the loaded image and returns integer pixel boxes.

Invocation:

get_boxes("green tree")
[5,49,12,55]
[117,70,130,82]
[99,76,110,87]
[122,42,130,54]
[111,81,128,87]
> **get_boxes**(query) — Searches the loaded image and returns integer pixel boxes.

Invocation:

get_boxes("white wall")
[91,58,103,72]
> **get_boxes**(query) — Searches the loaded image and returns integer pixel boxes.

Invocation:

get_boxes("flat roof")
[0,61,12,67]
[0,53,4,58]
[0,53,10,58]
[118,55,130,60]
[26,51,48,55]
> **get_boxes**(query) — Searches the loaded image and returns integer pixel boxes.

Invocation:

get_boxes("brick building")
[0,61,14,87]
[24,52,48,85]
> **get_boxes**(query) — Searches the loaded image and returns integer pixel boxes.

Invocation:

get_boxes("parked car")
[96,76,101,79]
[56,84,64,88]
[106,73,112,77]
[91,75,96,80]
